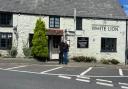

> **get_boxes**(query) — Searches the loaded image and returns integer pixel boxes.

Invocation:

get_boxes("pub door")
[48,36,61,59]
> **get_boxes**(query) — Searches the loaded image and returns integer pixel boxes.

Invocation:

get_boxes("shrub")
[110,59,120,65]
[84,57,97,63]
[100,59,109,64]
[31,18,48,61]
[0,53,1,57]
[71,56,85,62]
[9,47,17,58]
[23,47,31,57]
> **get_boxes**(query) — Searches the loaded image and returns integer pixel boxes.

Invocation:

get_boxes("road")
[0,63,128,89]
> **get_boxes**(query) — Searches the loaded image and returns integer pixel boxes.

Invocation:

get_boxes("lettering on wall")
[92,24,119,31]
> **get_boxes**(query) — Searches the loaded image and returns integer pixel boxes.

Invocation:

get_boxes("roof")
[0,0,127,19]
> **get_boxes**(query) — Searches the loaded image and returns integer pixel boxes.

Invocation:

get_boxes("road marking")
[119,69,124,76]
[58,75,71,79]
[96,79,112,83]
[96,82,114,87]
[40,66,63,74]
[121,86,128,89]
[5,65,27,70]
[77,75,90,79]
[119,82,128,86]
[80,67,93,76]
[76,78,90,83]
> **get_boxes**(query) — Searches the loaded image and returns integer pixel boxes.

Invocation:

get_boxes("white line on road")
[121,86,128,89]
[77,75,90,79]
[58,75,71,79]
[80,67,93,76]
[5,65,27,70]
[76,78,90,83]
[119,69,124,76]
[96,79,112,83]
[119,82,128,86]
[96,82,114,87]
[40,66,63,74]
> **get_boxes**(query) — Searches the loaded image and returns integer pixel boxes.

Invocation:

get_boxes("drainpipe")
[125,20,128,65]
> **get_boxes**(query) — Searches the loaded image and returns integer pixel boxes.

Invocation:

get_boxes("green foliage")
[110,59,120,65]
[85,57,97,63]
[31,18,48,60]
[71,56,86,62]
[71,56,97,63]
[100,59,110,64]
[8,47,17,58]
[23,47,31,58]
[0,53,1,57]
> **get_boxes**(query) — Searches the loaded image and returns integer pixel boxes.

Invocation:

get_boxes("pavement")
[0,57,128,68]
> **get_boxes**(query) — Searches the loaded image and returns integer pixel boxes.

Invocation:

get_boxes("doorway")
[48,36,61,59]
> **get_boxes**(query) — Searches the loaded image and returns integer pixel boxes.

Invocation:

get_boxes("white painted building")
[0,0,128,64]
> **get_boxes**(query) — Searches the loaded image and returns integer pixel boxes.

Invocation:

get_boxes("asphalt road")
[0,63,128,89]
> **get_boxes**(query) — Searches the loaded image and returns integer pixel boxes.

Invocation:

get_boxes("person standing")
[58,41,64,64]
[63,42,69,64]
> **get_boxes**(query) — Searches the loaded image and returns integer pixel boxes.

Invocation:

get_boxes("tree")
[31,18,48,61]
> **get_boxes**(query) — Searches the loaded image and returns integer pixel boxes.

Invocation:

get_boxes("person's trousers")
[63,52,68,64]
[59,52,63,64]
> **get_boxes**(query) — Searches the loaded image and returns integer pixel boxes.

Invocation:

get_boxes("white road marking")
[58,75,71,79]
[76,78,90,83]
[96,79,112,83]
[77,75,90,79]
[119,82,128,86]
[40,66,63,74]
[96,82,114,87]
[5,65,27,70]
[119,69,124,76]
[80,67,93,76]
[121,86,128,89]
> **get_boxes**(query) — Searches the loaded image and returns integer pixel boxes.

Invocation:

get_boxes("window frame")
[0,32,12,50]
[49,16,60,28]
[77,37,89,48]
[0,12,13,27]
[101,38,117,52]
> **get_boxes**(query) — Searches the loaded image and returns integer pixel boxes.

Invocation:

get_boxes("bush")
[23,47,31,57]
[100,59,109,64]
[9,47,17,58]
[84,57,97,63]
[71,56,85,62]
[31,18,48,61]
[0,53,1,57]
[110,59,120,65]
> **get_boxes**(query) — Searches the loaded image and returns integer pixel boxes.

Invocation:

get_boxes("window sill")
[0,25,13,27]
[100,51,117,53]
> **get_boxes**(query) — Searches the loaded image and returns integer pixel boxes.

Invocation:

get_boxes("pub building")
[0,0,128,64]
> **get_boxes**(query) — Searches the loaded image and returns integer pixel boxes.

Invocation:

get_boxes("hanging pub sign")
[92,24,119,31]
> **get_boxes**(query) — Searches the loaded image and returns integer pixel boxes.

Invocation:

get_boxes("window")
[101,38,117,52]
[76,17,82,30]
[77,37,89,48]
[29,34,34,47]
[0,33,12,49]
[0,13,13,26]
[49,16,60,28]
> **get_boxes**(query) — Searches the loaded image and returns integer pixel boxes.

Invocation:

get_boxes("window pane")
[0,13,12,26]
[76,17,82,30]
[101,38,117,52]
[49,16,60,28]
[0,33,12,49]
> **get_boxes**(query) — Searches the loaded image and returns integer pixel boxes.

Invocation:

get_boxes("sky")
[119,0,128,15]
